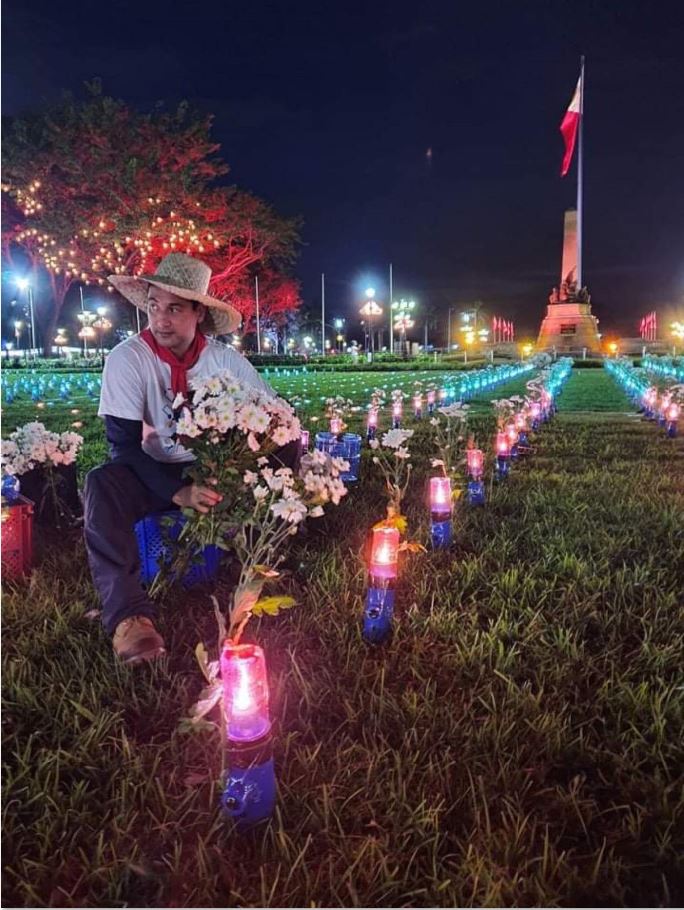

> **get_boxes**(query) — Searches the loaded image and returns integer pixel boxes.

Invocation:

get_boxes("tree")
[2,81,300,353]
[227,268,301,337]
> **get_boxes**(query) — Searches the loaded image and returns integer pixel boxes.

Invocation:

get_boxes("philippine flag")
[560,74,582,177]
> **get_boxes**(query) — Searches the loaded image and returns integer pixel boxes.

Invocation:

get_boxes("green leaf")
[252,595,296,616]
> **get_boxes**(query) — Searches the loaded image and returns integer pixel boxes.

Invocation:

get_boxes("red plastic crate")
[1,495,34,580]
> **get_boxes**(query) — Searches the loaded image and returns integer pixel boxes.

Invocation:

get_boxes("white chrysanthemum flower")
[381,428,414,449]
[271,497,307,523]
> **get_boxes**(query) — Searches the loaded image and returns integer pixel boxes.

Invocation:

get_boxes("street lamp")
[392,299,416,356]
[463,330,475,363]
[14,320,24,354]
[360,292,383,355]
[77,311,97,357]
[334,317,346,350]
[16,277,36,360]
[93,307,112,359]
[54,328,68,358]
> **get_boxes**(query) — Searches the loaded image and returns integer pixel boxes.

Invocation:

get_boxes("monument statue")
[537,209,601,353]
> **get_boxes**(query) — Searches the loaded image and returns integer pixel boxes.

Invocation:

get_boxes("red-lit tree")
[228,268,302,337]
[2,81,300,353]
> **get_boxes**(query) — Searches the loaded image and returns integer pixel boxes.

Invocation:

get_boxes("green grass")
[2,369,684,907]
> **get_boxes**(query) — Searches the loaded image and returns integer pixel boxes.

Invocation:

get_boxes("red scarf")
[141,327,208,398]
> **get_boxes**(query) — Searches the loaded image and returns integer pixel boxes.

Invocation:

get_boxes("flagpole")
[389,263,394,354]
[321,273,325,355]
[255,276,261,354]
[577,55,585,291]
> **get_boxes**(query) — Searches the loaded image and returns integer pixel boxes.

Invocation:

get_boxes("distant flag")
[560,72,582,177]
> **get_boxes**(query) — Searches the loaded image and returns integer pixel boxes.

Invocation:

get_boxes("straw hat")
[108,253,241,335]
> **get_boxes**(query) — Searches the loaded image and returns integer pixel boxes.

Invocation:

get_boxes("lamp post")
[462,330,475,363]
[54,328,68,358]
[360,289,383,357]
[392,299,416,357]
[77,311,97,357]
[16,278,36,360]
[334,317,346,351]
[14,320,24,356]
[93,307,112,361]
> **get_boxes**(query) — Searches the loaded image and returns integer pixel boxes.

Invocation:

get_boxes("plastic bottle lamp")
[506,422,519,460]
[413,393,423,419]
[392,401,402,429]
[300,429,310,452]
[515,412,530,452]
[221,643,271,743]
[529,401,542,429]
[666,401,680,437]
[495,431,510,479]
[330,416,343,435]
[367,408,378,440]
[496,432,510,458]
[466,448,484,479]
[429,476,453,548]
[363,526,400,644]
[220,642,276,828]
[369,526,400,580]
[427,390,436,414]
[642,387,657,419]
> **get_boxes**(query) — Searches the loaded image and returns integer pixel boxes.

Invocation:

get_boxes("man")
[85,253,285,664]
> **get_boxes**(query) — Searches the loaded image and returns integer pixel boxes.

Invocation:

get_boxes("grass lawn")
[2,368,683,907]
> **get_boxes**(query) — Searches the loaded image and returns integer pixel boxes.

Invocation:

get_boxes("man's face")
[146,287,205,355]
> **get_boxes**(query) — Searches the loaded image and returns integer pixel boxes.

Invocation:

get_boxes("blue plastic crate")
[314,432,361,482]
[134,510,221,587]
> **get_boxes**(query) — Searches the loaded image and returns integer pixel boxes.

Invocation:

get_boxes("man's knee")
[84,463,135,515]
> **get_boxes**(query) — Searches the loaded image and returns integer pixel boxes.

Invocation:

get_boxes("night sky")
[4,0,684,339]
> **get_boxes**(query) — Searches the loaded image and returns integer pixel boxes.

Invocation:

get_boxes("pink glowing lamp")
[220,642,271,743]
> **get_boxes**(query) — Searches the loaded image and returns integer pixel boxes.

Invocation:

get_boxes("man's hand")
[172,483,223,514]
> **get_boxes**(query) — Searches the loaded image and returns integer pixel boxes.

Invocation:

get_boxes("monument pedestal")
[537,301,601,353]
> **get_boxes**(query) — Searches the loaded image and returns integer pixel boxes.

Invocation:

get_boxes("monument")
[537,209,601,353]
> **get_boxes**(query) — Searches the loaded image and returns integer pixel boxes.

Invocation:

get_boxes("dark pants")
[84,463,182,635]
[84,440,301,636]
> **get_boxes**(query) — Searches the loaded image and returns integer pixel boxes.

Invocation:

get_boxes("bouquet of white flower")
[1,422,83,525]
[430,400,470,481]
[1,422,83,475]
[166,370,349,643]
[369,427,415,524]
